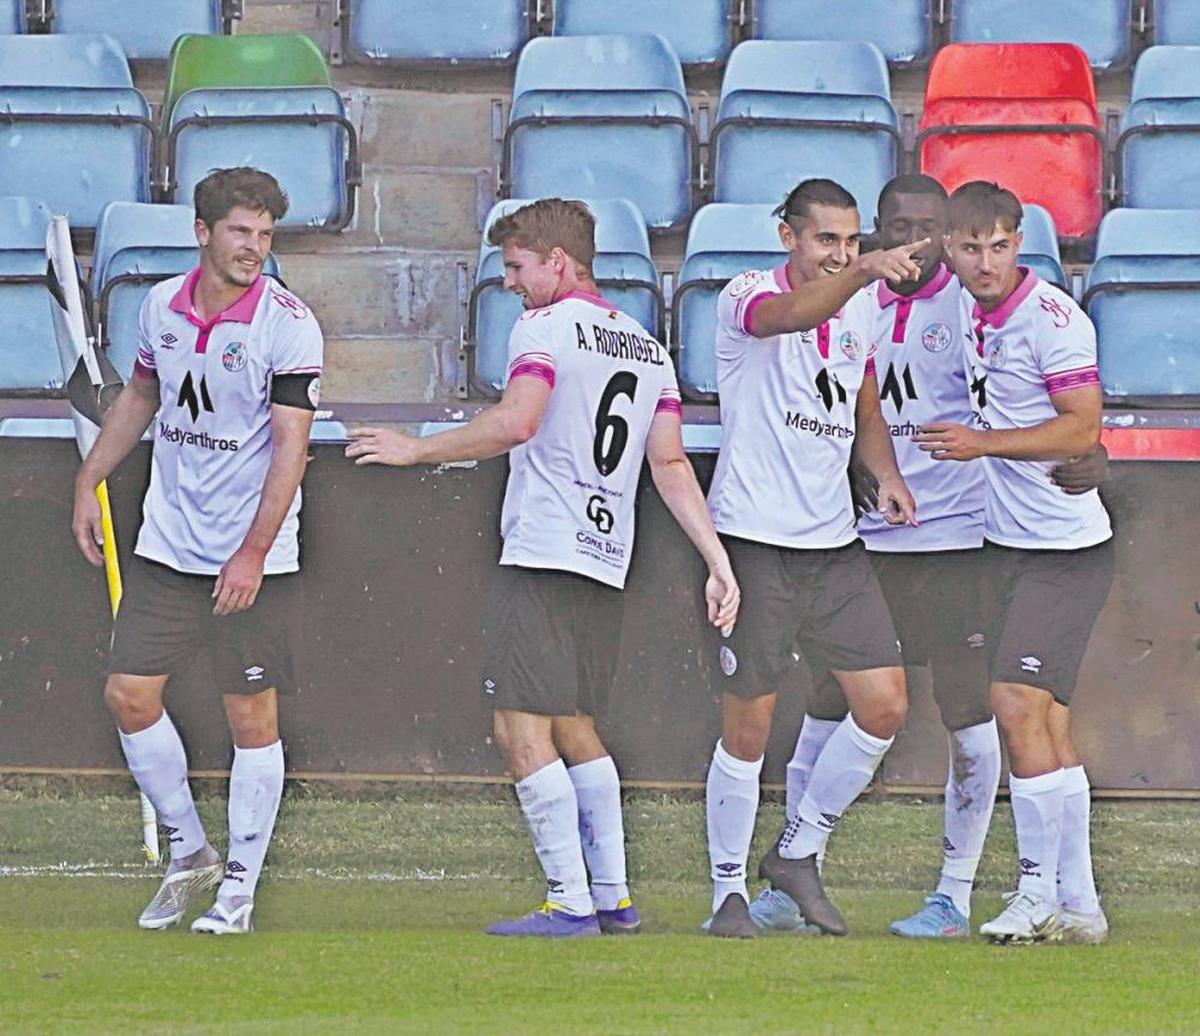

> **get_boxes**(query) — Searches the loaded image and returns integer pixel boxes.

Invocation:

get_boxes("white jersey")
[707,263,876,549]
[961,268,1111,550]
[133,270,324,575]
[499,289,681,589]
[858,264,985,553]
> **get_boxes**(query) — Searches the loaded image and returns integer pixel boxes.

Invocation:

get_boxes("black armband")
[271,372,321,410]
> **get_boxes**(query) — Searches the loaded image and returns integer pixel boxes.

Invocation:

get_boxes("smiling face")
[500,243,568,309]
[781,203,862,284]
[196,205,274,289]
[877,191,948,294]
[947,221,1024,309]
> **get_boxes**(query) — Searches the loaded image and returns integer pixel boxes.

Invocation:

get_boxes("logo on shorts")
[719,645,738,677]
[839,330,862,362]
[586,494,614,535]
[483,678,496,696]
[222,341,248,373]
[244,665,265,681]
[1020,655,1043,674]
[967,632,986,649]
[921,322,953,353]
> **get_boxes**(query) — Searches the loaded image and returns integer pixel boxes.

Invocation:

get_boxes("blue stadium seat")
[751,0,932,65]
[1153,1,1200,44]
[52,0,224,60]
[1083,209,1200,399]
[554,0,733,66]
[3,0,24,33]
[92,202,281,378]
[1119,46,1200,209]
[674,203,785,398]
[344,0,530,64]
[470,198,662,394]
[1019,204,1068,290]
[503,35,694,230]
[950,0,1134,70]
[710,41,899,229]
[165,87,356,231]
[0,35,153,230]
[0,197,65,391]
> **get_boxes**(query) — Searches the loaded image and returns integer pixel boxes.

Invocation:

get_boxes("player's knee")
[808,676,849,722]
[852,683,907,739]
[103,679,157,731]
[990,684,1041,738]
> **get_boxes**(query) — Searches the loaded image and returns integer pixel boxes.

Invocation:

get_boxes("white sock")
[935,718,1002,918]
[218,740,284,904]
[785,715,841,820]
[706,740,762,913]
[568,756,630,911]
[118,711,206,861]
[515,759,593,916]
[1058,765,1101,914]
[1009,769,1065,903]
[781,714,892,861]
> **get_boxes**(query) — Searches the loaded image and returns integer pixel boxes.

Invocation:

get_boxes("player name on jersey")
[500,290,681,590]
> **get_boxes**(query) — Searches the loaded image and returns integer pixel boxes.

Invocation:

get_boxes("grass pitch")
[1,786,1198,1034]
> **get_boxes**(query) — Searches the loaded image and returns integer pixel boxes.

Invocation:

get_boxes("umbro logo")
[483,678,496,695]
[225,860,247,882]
[164,824,182,844]
[715,862,742,877]
[244,665,265,681]
[177,370,214,422]
[819,812,840,830]
[1018,857,1040,877]
[943,836,956,853]
[159,332,178,349]
[546,878,563,892]
[1020,655,1043,674]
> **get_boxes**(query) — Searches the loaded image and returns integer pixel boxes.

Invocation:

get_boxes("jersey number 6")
[593,371,639,476]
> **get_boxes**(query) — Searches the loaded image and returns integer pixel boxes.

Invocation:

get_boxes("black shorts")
[809,549,992,730]
[713,537,902,700]
[480,565,624,717]
[986,538,1115,705]
[108,555,304,695]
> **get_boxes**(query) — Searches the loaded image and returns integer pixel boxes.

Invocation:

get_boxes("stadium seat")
[469,198,662,394]
[1084,208,1200,399]
[3,0,24,33]
[92,202,282,379]
[710,41,900,229]
[0,197,65,391]
[343,0,530,64]
[0,34,153,230]
[1118,46,1200,209]
[503,35,695,231]
[554,0,733,67]
[950,0,1134,70]
[673,203,785,398]
[750,0,932,66]
[1153,1,1200,44]
[918,43,1105,241]
[161,34,360,231]
[1019,204,1068,290]
[52,0,227,61]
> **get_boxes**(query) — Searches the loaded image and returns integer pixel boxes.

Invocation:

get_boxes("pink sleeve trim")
[133,359,157,380]
[1045,366,1100,395]
[736,291,773,336]
[508,360,556,388]
[275,365,323,375]
[864,358,876,378]
[655,391,683,416]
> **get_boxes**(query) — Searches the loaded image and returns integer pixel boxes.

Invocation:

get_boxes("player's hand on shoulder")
[71,480,105,567]
[876,475,919,527]
[705,557,741,637]
[854,239,928,286]
[1050,443,1109,496]
[212,545,266,616]
[345,426,424,467]
[912,422,986,462]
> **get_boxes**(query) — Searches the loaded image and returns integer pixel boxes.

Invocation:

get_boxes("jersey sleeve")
[133,292,157,380]
[717,269,778,342]
[1036,293,1100,396]
[505,306,559,388]
[267,292,325,410]
[655,358,683,417]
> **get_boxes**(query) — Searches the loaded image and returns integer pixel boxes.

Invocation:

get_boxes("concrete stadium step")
[322,336,456,404]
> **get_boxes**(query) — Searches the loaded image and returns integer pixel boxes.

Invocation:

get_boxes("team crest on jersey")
[985,337,1007,369]
[719,645,738,677]
[222,341,247,372]
[921,322,953,353]
[839,330,862,361]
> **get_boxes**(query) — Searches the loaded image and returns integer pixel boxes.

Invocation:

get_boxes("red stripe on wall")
[1102,428,1200,461]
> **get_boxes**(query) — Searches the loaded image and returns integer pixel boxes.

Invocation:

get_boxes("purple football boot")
[486,903,601,938]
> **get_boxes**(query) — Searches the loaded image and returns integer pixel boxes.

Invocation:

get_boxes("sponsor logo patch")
[986,338,1007,369]
[921,321,953,353]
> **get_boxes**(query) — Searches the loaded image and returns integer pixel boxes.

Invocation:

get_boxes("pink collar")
[972,267,1039,330]
[877,262,953,309]
[168,267,267,327]
[557,287,619,310]
[773,262,793,292]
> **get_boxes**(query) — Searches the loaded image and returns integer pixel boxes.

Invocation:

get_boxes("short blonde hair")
[487,198,596,271]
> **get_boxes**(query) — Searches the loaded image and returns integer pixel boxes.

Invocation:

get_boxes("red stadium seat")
[918,43,1105,241]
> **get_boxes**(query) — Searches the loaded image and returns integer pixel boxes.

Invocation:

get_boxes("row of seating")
[335,0,1200,71]
[0,32,359,231]
[6,0,236,59]
[466,197,1198,402]
[502,36,1200,242]
[0,198,281,391]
